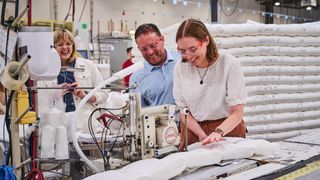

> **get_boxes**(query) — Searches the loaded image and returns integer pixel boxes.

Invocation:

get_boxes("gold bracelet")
[215,128,224,136]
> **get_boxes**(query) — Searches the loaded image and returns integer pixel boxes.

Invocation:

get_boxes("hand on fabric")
[199,134,208,142]
[201,132,225,145]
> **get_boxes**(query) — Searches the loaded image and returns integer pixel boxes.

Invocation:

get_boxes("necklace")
[196,66,210,85]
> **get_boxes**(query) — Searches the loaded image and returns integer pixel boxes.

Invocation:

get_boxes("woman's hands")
[60,82,96,103]
[61,82,82,96]
[201,131,225,145]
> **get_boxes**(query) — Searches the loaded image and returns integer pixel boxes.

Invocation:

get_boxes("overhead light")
[172,0,177,4]
[274,2,280,6]
[183,1,188,6]
[306,6,312,10]
[301,0,317,7]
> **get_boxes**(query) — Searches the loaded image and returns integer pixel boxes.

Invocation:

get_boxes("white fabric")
[208,24,320,36]
[238,56,320,66]
[246,84,320,95]
[85,137,278,180]
[37,57,108,114]
[245,75,320,86]
[247,119,320,134]
[245,101,320,115]
[246,92,320,105]
[220,46,320,57]
[242,66,320,76]
[244,110,320,124]
[173,54,247,121]
[163,149,222,170]
[215,36,320,48]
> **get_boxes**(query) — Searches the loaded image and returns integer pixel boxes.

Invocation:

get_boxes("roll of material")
[0,61,29,90]
[40,125,55,159]
[55,125,69,160]
[64,112,74,142]
[79,110,95,134]
[40,107,64,128]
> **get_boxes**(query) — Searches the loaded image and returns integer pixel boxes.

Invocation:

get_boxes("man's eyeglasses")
[178,40,205,56]
[138,38,161,54]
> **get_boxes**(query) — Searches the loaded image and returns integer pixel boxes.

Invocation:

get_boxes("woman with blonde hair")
[39,29,107,112]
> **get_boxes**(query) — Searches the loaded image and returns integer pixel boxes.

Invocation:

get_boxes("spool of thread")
[0,61,29,90]
[55,125,69,160]
[80,110,94,134]
[46,107,64,128]
[40,125,55,159]
[64,112,74,142]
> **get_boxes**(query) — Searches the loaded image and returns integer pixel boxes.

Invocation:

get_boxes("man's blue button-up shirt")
[129,50,180,107]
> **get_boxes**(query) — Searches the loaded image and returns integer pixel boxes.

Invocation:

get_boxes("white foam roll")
[64,112,74,142]
[40,125,55,159]
[55,125,69,160]
[46,107,64,128]
[79,110,99,134]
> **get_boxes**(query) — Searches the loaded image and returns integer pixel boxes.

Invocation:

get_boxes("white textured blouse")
[173,53,247,122]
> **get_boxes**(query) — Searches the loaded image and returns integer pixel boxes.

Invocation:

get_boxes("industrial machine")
[123,93,180,161]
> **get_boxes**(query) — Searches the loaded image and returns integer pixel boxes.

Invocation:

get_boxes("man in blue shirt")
[129,23,180,107]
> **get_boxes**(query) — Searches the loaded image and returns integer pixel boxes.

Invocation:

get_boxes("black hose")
[5,91,15,165]
[1,0,7,25]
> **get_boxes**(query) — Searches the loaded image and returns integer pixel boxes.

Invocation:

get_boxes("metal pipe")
[12,55,31,78]
[11,5,29,27]
[27,0,32,25]
[1,0,7,25]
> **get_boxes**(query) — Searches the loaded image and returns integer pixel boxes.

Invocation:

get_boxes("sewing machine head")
[123,93,180,161]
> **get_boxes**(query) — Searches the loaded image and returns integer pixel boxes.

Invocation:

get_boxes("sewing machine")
[123,93,180,161]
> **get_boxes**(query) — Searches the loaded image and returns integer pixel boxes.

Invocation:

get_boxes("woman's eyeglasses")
[178,40,205,56]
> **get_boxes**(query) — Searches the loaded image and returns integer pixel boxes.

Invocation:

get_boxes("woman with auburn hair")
[173,19,247,149]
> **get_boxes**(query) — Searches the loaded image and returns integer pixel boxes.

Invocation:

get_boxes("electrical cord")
[4,91,14,165]
[78,0,87,22]
[64,0,73,21]
[72,0,75,22]
[88,108,108,170]
[88,107,127,171]
[105,121,123,170]
[4,27,10,65]
[2,13,15,165]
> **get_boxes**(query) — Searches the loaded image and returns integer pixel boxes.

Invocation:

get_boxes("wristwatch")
[215,128,224,136]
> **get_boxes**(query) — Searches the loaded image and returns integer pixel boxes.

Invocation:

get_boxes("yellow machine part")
[276,161,320,180]
[17,91,36,124]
